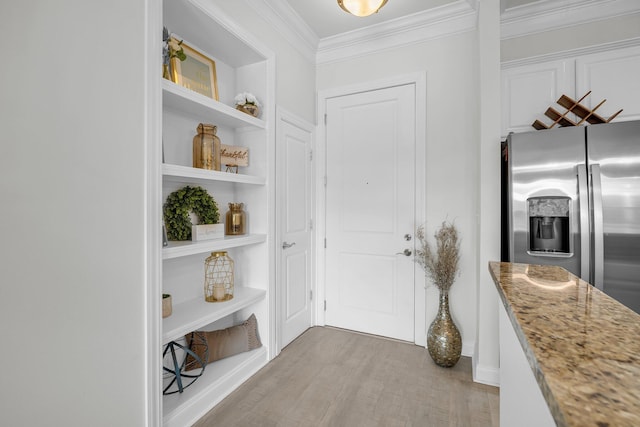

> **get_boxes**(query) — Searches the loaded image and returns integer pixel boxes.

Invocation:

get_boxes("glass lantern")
[204,251,234,302]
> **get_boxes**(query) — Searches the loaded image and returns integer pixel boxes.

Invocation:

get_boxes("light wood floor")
[194,327,499,427]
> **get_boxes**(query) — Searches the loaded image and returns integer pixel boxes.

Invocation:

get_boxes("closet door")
[276,109,314,350]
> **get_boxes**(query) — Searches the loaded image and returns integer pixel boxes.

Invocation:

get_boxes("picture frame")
[162,225,169,247]
[170,37,219,100]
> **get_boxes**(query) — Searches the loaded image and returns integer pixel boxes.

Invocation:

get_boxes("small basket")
[236,104,260,118]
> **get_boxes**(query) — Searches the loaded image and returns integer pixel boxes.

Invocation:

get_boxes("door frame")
[275,106,316,355]
[316,73,427,345]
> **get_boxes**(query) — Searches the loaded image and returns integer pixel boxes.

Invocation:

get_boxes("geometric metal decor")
[162,332,208,395]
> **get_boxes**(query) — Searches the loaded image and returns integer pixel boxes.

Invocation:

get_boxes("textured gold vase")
[427,290,462,367]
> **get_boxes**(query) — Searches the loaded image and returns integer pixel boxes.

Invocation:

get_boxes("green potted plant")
[163,186,222,242]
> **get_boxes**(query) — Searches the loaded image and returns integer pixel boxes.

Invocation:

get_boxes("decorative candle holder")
[204,251,234,302]
[225,202,246,235]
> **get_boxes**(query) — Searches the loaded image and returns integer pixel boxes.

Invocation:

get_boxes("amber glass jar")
[193,124,221,171]
[225,203,246,235]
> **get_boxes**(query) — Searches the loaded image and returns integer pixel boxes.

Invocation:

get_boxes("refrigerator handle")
[591,164,604,290]
[577,165,590,282]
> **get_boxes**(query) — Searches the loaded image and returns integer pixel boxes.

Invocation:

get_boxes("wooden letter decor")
[221,145,249,167]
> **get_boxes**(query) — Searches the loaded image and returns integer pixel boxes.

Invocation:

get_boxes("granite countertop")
[489,261,640,427]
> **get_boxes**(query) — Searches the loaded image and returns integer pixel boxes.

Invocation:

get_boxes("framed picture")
[170,37,219,100]
[162,225,169,247]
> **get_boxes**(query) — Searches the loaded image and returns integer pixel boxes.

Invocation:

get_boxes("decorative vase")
[236,104,260,118]
[427,289,462,367]
[204,251,234,302]
[162,294,172,318]
[193,124,221,171]
[225,203,246,235]
[162,63,171,80]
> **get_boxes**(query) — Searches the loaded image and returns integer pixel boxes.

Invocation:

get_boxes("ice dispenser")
[528,197,570,254]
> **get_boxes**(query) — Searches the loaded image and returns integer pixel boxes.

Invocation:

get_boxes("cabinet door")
[576,45,640,122]
[501,60,574,137]
[498,302,556,427]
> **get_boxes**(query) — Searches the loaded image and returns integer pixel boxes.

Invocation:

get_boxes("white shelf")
[162,234,266,260]
[162,79,265,129]
[163,163,265,185]
[163,0,265,68]
[162,286,266,344]
[163,346,267,427]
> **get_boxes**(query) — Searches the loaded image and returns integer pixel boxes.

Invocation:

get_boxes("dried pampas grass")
[416,221,460,292]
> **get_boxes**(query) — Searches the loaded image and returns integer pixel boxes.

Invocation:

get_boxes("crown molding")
[247,0,318,63]
[501,0,640,40]
[501,36,640,68]
[316,0,478,65]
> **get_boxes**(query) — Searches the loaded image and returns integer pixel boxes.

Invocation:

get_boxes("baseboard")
[462,340,474,358]
[472,359,500,387]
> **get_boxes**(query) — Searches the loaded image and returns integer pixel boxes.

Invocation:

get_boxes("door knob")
[396,249,412,256]
[404,234,412,241]
[282,241,296,249]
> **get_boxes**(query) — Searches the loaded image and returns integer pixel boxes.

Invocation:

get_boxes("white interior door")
[276,109,314,350]
[325,84,416,342]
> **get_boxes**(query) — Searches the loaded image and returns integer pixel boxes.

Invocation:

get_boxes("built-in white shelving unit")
[160,0,274,425]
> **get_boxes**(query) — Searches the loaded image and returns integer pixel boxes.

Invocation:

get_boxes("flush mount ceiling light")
[337,0,388,17]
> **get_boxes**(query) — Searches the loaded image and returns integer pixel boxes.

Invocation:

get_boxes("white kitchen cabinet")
[501,44,640,137]
[160,0,275,426]
[501,59,574,136]
[576,45,640,123]
[498,301,555,427]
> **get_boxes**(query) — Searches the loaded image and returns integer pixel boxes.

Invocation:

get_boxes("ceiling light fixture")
[337,0,388,17]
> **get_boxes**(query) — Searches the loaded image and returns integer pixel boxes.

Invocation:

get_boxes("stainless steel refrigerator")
[507,120,640,313]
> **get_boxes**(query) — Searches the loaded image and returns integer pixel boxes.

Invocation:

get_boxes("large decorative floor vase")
[427,290,462,367]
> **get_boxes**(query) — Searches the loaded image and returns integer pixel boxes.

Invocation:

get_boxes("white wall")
[0,1,155,425]
[475,0,502,386]
[317,31,482,358]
